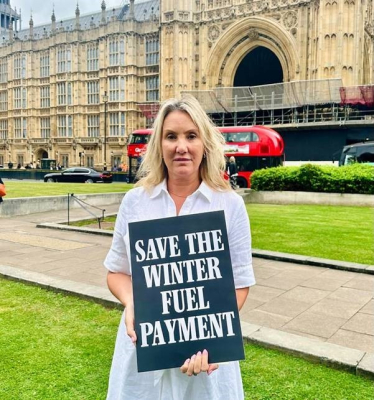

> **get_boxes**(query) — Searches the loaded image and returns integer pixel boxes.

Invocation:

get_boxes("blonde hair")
[230,156,236,162]
[136,95,231,191]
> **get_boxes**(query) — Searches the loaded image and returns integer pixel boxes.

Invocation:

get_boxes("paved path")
[0,207,373,358]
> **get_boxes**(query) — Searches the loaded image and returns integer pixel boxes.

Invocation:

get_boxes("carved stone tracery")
[208,25,221,42]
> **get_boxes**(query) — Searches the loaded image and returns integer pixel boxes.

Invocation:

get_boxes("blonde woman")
[104,95,255,400]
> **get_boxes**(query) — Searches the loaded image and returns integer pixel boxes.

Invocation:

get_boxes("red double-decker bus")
[127,126,284,187]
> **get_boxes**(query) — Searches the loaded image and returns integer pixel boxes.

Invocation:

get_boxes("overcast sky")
[14,1,123,29]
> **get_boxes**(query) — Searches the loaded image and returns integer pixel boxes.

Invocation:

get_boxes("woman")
[104,95,255,399]
[229,156,238,190]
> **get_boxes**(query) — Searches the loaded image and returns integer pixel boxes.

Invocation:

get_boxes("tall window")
[14,54,26,79]
[13,87,27,109]
[40,52,50,78]
[17,155,24,166]
[146,76,159,101]
[14,117,27,138]
[0,120,8,139]
[40,117,50,138]
[87,115,100,137]
[61,155,69,168]
[57,82,72,105]
[87,81,99,104]
[145,37,159,66]
[0,154,3,166]
[0,91,8,111]
[87,44,99,71]
[109,112,125,136]
[0,59,7,83]
[86,155,94,168]
[57,46,72,73]
[40,86,50,108]
[108,77,125,101]
[108,37,125,66]
[57,115,73,137]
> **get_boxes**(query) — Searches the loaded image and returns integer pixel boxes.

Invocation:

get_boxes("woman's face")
[161,110,204,182]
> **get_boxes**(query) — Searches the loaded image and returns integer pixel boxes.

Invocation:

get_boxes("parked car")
[44,168,113,183]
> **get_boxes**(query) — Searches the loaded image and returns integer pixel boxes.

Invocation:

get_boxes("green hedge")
[250,164,374,194]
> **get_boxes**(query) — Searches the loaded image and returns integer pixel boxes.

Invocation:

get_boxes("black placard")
[129,211,244,373]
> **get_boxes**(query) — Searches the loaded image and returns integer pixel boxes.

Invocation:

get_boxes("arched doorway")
[35,148,48,161]
[234,46,283,87]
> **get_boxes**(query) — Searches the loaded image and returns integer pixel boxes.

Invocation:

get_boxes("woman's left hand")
[180,349,219,377]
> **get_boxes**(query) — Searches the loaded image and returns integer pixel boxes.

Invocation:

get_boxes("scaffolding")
[183,79,374,128]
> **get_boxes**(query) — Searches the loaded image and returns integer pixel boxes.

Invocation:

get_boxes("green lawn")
[2,181,133,198]
[70,204,374,265]
[1,279,373,400]
[248,204,374,265]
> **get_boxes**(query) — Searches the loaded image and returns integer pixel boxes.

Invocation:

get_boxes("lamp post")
[102,91,108,171]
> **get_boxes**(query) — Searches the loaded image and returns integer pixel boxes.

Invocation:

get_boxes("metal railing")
[67,193,105,228]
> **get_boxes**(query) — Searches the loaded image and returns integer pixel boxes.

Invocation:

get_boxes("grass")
[1,278,373,400]
[2,181,133,198]
[2,182,373,264]
[247,204,374,265]
[69,204,373,265]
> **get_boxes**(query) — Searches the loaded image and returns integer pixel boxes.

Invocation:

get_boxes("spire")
[29,12,34,38]
[101,0,106,25]
[51,7,56,33]
[75,3,80,30]
[8,20,13,43]
[129,0,135,20]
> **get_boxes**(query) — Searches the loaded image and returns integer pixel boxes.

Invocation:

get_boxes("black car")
[44,168,113,183]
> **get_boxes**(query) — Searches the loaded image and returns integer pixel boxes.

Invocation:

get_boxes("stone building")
[0,0,373,169]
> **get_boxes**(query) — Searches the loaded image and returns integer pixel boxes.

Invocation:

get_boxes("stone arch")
[35,148,48,161]
[205,17,300,88]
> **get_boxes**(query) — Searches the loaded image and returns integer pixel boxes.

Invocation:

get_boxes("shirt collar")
[150,179,213,203]
[150,179,168,199]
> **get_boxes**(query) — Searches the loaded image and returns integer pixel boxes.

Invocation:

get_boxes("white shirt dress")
[104,180,256,400]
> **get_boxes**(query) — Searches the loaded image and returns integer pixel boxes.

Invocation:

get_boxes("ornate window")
[108,37,125,66]
[146,76,159,101]
[87,81,100,104]
[0,91,8,111]
[57,82,72,105]
[14,54,26,79]
[0,120,8,139]
[87,44,99,71]
[13,87,27,109]
[109,112,125,136]
[145,37,159,66]
[0,59,8,83]
[87,115,100,137]
[40,52,50,78]
[40,86,50,108]
[14,117,27,138]
[40,117,50,138]
[57,115,73,137]
[108,76,125,101]
[57,46,72,73]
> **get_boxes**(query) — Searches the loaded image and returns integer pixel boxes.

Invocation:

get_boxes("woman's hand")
[125,303,137,344]
[180,350,219,377]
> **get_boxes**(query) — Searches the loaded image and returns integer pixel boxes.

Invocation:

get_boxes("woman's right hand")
[125,303,137,344]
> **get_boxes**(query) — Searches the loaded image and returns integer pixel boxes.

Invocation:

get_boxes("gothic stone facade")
[0,0,373,169]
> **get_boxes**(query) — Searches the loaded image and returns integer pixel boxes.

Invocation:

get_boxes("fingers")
[180,358,190,374]
[201,349,209,372]
[207,363,219,376]
[187,354,197,376]
[179,350,218,377]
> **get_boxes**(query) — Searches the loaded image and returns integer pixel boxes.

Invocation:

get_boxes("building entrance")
[234,46,283,87]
